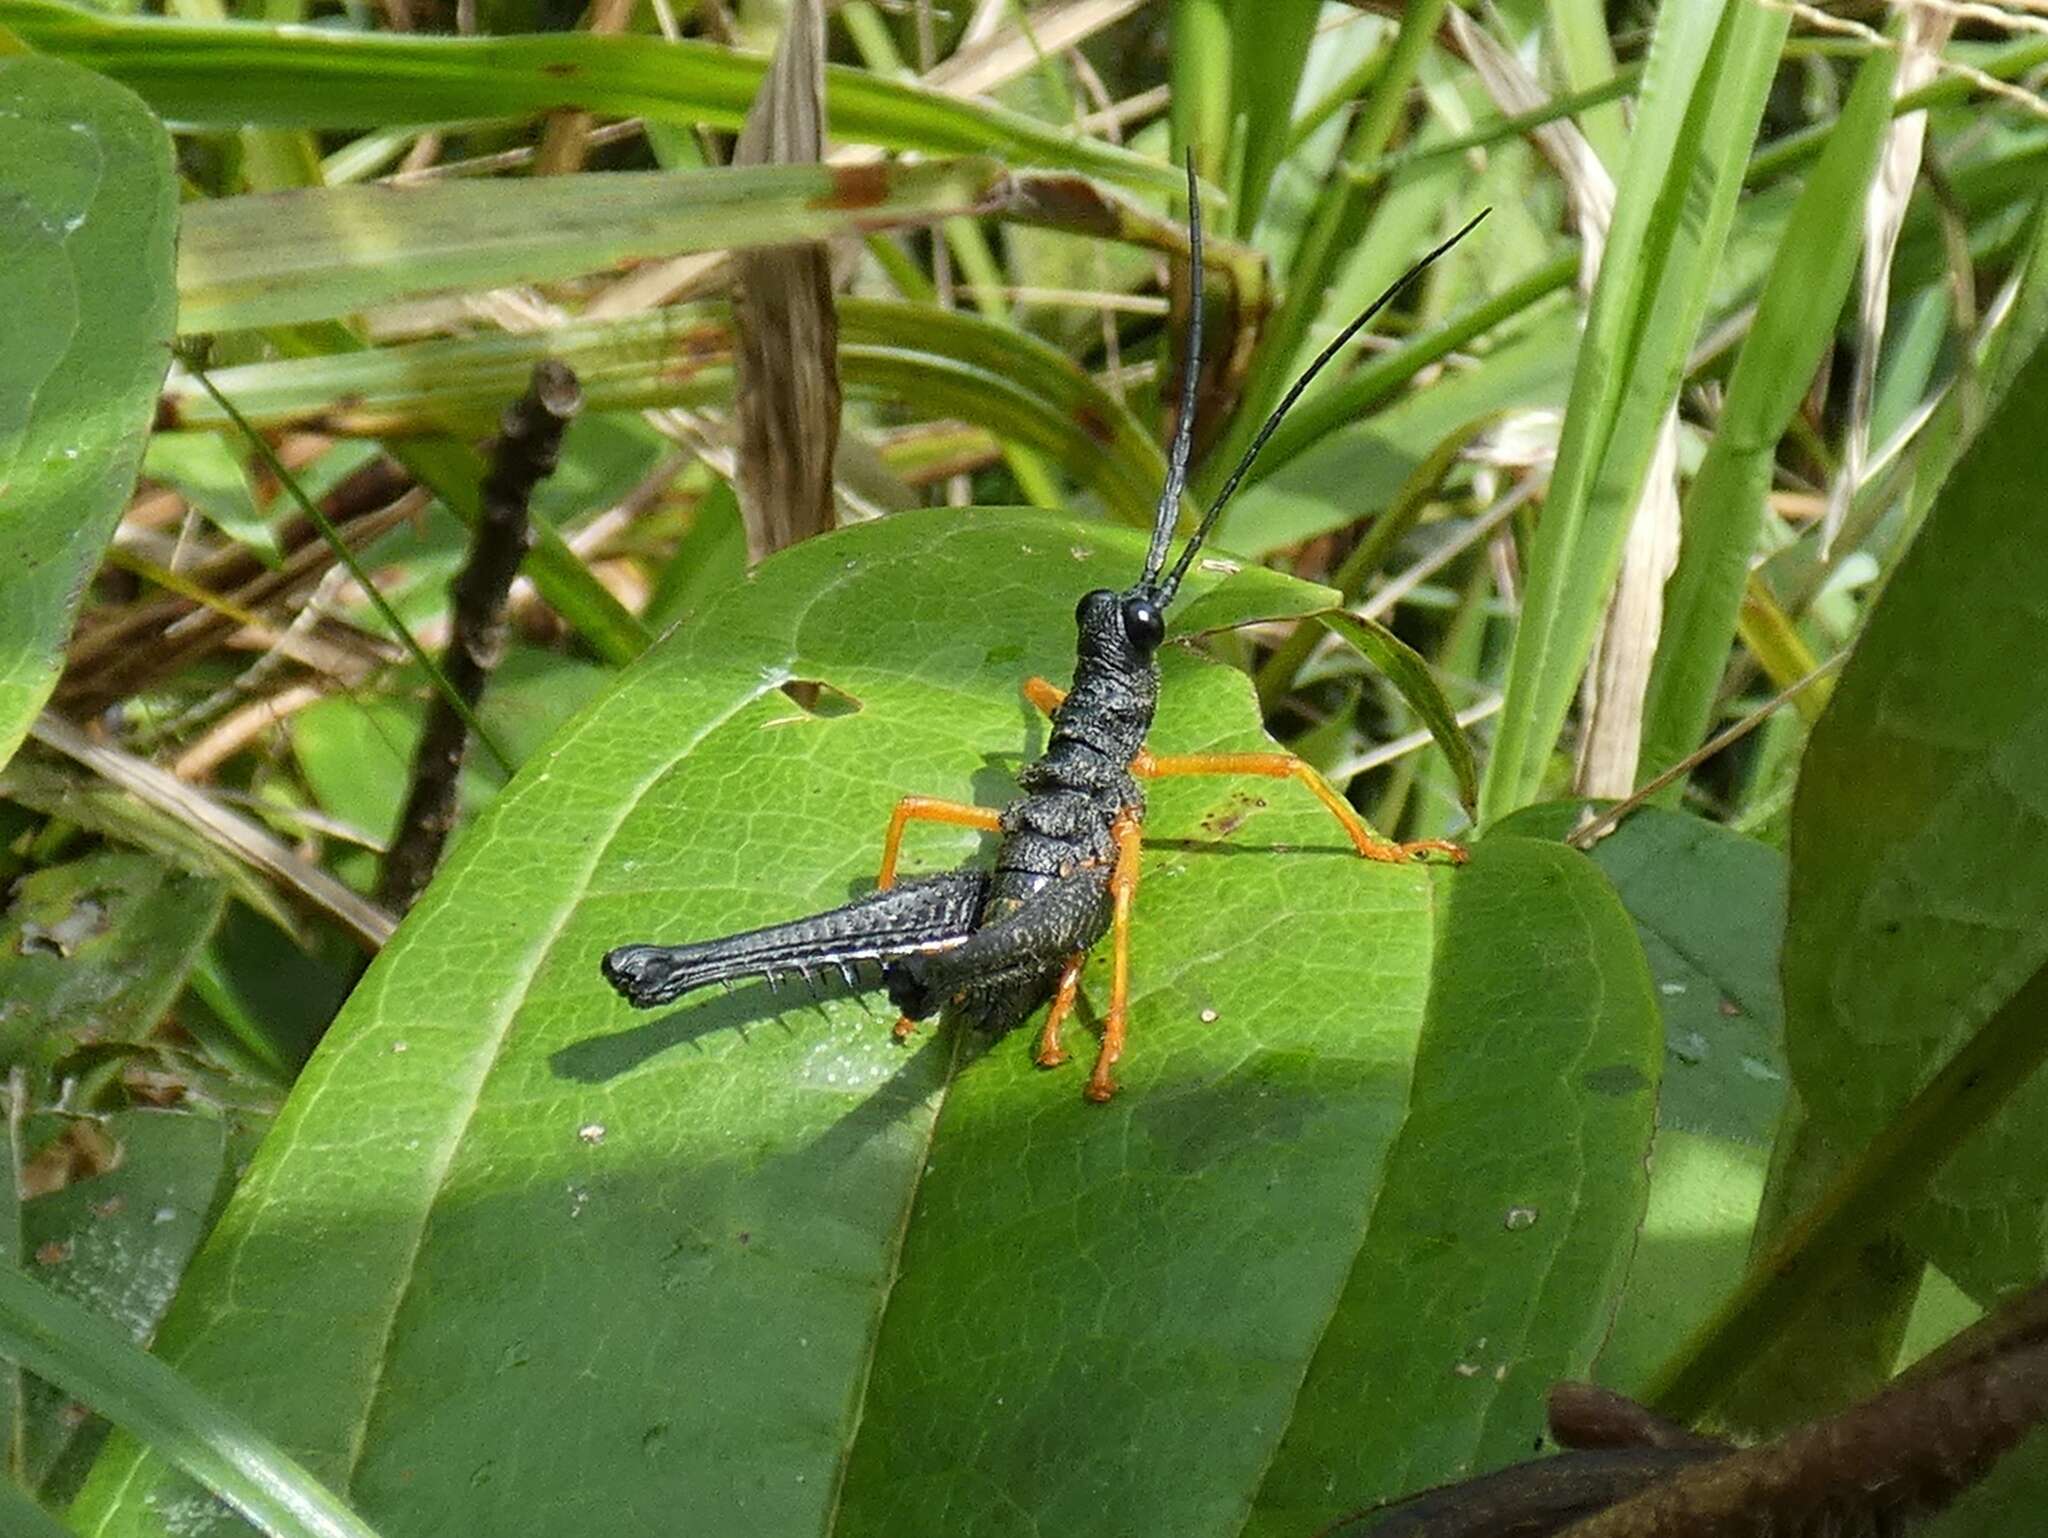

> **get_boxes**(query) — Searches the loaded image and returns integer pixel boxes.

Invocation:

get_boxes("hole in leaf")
[777,680,862,719]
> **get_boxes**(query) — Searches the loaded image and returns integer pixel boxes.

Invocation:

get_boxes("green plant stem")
[191,367,514,774]
[1745,34,2048,187]
[0,1264,385,1538]
[1646,958,2048,1421]
[1355,68,1641,186]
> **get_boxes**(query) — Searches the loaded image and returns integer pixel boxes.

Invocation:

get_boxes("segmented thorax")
[991,588,1162,903]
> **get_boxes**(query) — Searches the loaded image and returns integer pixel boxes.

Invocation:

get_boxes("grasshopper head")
[1074,586,1166,666]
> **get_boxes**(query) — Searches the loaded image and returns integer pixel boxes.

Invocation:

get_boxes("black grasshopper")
[604,168,1483,1101]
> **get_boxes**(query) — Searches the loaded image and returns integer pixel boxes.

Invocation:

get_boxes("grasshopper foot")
[1396,838,1467,865]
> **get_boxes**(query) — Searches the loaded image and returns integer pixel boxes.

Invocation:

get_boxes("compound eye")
[1121,597,1165,651]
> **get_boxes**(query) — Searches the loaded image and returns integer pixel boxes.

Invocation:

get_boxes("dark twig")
[378,362,581,912]
[1555,1335,2048,1537]
[1320,1279,2048,1538]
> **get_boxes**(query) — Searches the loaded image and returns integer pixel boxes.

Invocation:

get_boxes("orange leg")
[1024,676,1067,718]
[876,795,1002,890]
[1085,808,1146,1103]
[1133,750,1466,865]
[1034,952,1087,1068]
[892,1015,919,1042]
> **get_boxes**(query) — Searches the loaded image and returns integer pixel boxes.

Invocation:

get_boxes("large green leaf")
[75,509,1658,1538]
[1241,836,1659,1536]
[0,55,176,770]
[1783,334,2048,1301]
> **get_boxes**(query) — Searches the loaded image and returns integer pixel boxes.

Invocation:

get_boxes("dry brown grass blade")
[924,0,1152,95]
[730,0,840,565]
[532,0,639,177]
[62,471,425,715]
[29,712,395,950]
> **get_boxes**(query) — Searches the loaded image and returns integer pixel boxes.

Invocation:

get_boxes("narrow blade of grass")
[0,1264,384,1538]
[5,0,1177,193]
[1477,0,1790,821]
[1637,44,1899,794]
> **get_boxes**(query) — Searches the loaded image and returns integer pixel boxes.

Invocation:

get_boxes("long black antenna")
[1140,150,1205,590]
[1158,206,1490,603]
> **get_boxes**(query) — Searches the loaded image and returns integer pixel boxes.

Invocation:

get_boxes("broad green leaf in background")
[1783,334,2048,1302]
[141,433,281,565]
[1587,813,1790,1391]
[0,0,1178,195]
[0,54,177,770]
[178,158,1006,334]
[1636,43,1900,792]
[0,851,227,1080]
[1478,0,1790,820]
[1490,804,1791,1393]
[74,510,1657,1538]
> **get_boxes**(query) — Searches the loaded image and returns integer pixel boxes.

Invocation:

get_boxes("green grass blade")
[1249,251,1576,483]
[179,157,1005,333]
[0,1264,384,1538]
[1,0,1177,194]
[1228,0,1319,234]
[0,1471,73,1538]
[1543,0,1628,168]
[1477,0,1790,822]
[165,299,1169,525]
[1636,45,1900,793]
[1197,0,1453,495]
[1169,0,1233,190]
